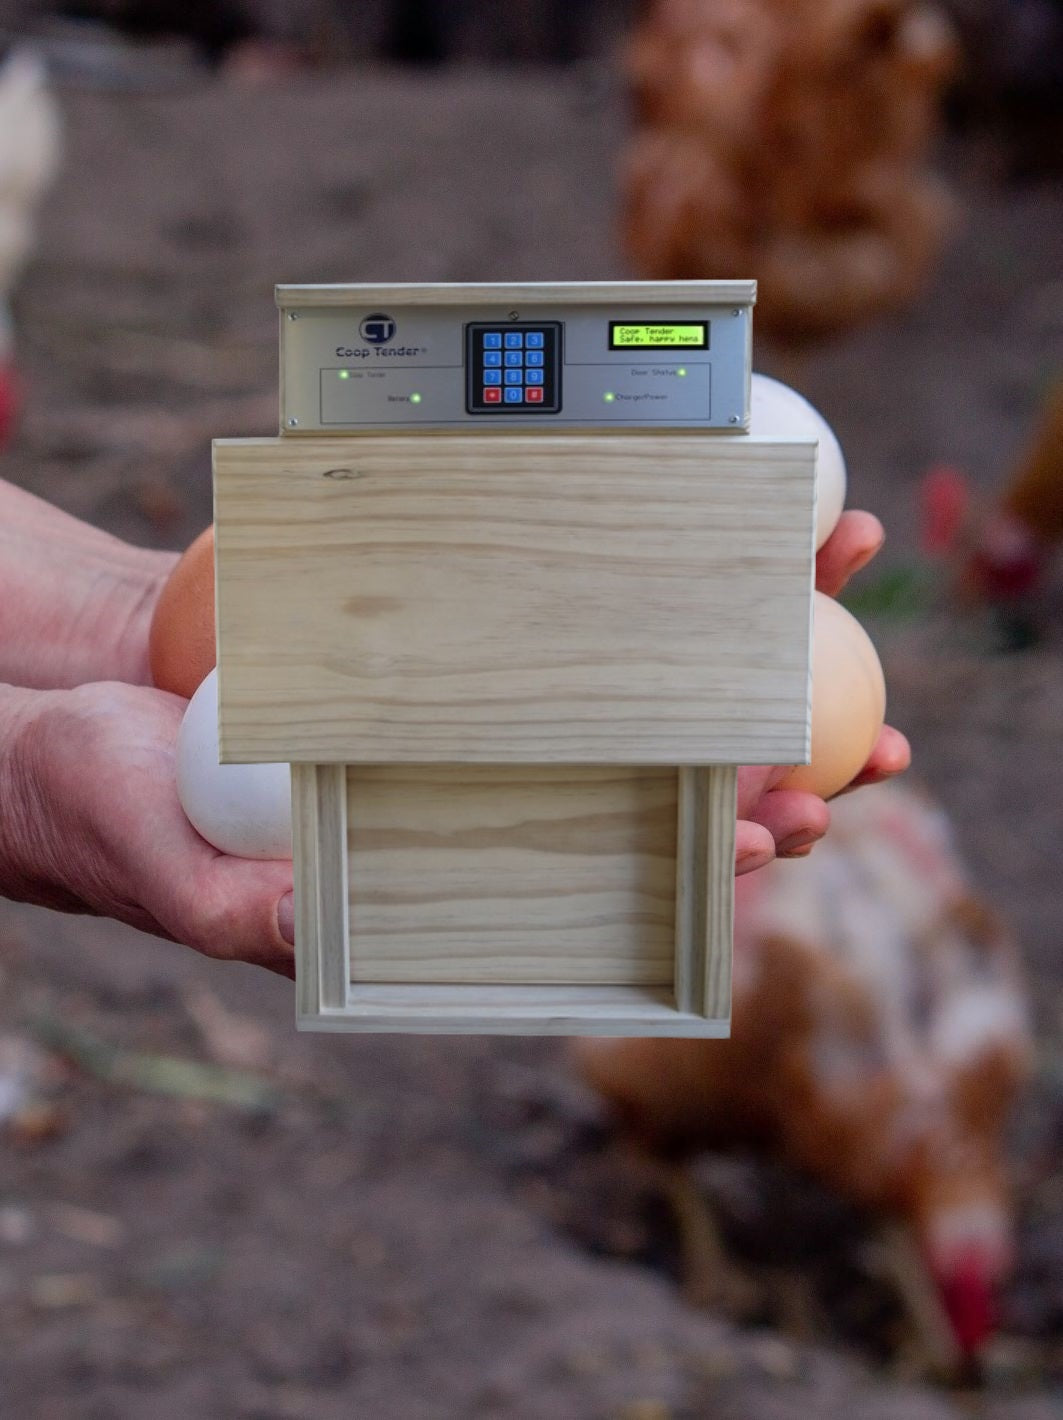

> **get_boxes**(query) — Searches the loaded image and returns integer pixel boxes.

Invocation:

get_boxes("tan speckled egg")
[778,591,886,800]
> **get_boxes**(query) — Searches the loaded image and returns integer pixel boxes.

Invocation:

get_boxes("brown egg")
[148,524,216,699]
[778,591,886,800]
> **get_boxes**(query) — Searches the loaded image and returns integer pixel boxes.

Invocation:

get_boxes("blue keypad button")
[484,350,502,366]
[525,368,544,384]
[484,369,502,385]
[525,331,544,348]
[504,387,523,402]
[504,350,522,367]
[483,332,502,348]
[504,332,523,349]
[504,368,522,384]
[525,350,544,366]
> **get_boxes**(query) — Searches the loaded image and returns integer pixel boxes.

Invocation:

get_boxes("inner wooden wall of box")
[213,432,815,1034]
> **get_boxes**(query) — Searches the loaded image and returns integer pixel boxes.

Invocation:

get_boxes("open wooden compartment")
[291,762,735,1034]
[213,432,815,1035]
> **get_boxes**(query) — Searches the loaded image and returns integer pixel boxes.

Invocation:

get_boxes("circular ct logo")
[359,312,396,345]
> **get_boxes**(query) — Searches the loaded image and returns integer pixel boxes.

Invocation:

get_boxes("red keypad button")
[483,387,502,402]
[525,386,543,402]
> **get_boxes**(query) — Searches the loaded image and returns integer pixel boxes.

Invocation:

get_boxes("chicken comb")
[920,463,971,557]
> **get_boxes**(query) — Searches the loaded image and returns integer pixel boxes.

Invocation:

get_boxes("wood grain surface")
[346,766,678,985]
[214,433,815,765]
[675,765,735,1020]
[291,763,350,1012]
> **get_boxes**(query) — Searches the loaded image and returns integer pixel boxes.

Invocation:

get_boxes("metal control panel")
[277,281,755,433]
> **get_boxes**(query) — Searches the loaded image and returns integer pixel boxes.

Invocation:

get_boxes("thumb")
[166,854,296,978]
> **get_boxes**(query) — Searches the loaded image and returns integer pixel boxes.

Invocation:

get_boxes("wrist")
[0,685,49,903]
[90,546,176,687]
[0,482,178,687]
[0,684,93,914]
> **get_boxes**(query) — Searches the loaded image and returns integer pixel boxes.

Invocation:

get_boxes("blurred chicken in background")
[0,45,61,448]
[959,381,1063,607]
[943,0,1063,176]
[912,379,1063,649]
[622,0,958,340]
[574,782,1033,1372]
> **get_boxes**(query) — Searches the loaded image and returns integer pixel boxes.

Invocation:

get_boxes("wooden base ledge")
[298,985,731,1037]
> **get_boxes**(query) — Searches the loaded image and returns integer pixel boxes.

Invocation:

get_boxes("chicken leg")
[647,1156,761,1317]
[868,1223,961,1378]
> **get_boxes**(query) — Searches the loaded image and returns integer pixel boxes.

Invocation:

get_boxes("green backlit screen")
[609,321,709,350]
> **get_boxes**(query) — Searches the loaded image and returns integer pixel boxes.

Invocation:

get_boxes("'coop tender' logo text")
[335,312,425,360]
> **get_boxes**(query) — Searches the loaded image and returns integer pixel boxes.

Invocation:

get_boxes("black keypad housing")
[465,322,562,415]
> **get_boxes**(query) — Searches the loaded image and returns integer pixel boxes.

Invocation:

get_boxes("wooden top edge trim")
[221,751,804,767]
[211,432,817,453]
[274,280,758,308]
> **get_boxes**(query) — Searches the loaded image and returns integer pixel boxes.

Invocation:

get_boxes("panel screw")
[288,311,298,320]
[732,309,742,317]
[729,414,741,424]
[508,311,519,321]
[287,417,298,427]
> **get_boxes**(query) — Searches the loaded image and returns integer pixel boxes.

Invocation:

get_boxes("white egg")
[750,372,847,549]
[176,668,292,860]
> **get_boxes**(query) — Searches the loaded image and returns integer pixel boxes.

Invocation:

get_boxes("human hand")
[0,481,177,689]
[1,681,294,976]
[735,510,911,874]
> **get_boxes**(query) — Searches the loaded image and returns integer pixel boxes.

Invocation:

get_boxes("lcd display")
[609,322,709,350]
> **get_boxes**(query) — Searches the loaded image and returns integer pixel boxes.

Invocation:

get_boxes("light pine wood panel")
[674,766,735,1019]
[291,765,321,1019]
[214,434,815,765]
[315,765,350,1008]
[675,766,732,1022]
[674,766,704,1015]
[277,280,756,309]
[346,766,678,985]
[303,985,732,1037]
[702,766,737,1019]
[291,764,350,1012]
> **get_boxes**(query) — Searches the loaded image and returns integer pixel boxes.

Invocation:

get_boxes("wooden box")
[213,429,816,1035]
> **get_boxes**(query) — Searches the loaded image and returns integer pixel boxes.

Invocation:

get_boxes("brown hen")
[622,0,958,339]
[574,782,1032,1368]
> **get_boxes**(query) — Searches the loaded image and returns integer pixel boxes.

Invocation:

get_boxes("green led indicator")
[338,369,350,380]
[677,367,687,377]
[603,391,616,403]
[410,392,422,404]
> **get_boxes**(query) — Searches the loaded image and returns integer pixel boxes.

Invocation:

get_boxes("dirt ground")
[1,64,1061,1419]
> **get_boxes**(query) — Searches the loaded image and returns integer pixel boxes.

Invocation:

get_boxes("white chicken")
[0,45,62,446]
